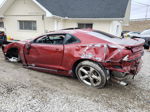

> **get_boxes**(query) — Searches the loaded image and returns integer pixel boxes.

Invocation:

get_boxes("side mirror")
[25,42,32,50]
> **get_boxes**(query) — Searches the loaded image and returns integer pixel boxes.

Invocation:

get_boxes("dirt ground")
[0,49,150,112]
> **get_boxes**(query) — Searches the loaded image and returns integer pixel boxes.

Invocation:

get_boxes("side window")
[34,35,65,45]
[34,36,49,44]
[64,34,80,44]
[47,35,64,45]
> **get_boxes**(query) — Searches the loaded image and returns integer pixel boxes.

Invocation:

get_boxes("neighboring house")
[0,0,131,40]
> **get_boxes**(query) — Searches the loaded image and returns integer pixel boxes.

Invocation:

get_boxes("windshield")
[141,29,150,35]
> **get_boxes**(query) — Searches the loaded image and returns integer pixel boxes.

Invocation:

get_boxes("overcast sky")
[0,0,150,19]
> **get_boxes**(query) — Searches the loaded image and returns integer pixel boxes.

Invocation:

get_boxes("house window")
[0,22,4,28]
[19,21,37,30]
[78,23,93,29]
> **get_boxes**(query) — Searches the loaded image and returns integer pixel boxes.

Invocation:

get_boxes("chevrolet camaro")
[2,29,145,88]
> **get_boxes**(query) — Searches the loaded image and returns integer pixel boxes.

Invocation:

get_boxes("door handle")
[55,48,61,51]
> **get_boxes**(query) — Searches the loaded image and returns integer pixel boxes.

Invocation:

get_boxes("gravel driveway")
[0,49,150,112]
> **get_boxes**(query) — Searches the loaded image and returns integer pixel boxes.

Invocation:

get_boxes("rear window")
[83,30,123,44]
[64,34,80,44]
[92,31,118,39]
[86,30,119,41]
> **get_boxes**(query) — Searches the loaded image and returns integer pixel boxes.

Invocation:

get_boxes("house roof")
[36,0,129,18]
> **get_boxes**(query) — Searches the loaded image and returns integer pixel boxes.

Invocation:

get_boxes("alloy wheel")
[78,66,102,87]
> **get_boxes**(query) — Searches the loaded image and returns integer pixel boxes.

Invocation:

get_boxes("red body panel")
[24,44,64,69]
[2,29,145,76]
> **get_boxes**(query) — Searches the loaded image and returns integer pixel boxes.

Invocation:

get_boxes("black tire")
[143,44,149,49]
[75,61,107,89]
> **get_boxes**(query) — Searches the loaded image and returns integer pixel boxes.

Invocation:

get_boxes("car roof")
[41,29,98,43]
[44,29,117,41]
[31,29,122,45]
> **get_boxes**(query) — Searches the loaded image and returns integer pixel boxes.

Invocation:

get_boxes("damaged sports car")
[2,29,145,88]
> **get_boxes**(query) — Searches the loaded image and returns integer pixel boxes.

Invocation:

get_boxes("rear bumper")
[103,51,144,75]
[104,59,142,75]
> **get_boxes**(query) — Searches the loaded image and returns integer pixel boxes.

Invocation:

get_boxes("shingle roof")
[36,0,129,18]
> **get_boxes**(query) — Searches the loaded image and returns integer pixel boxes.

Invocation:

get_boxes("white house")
[0,0,131,40]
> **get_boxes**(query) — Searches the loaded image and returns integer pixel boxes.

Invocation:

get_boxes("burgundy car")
[2,29,145,88]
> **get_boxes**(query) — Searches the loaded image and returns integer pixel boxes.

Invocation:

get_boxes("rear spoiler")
[125,38,145,48]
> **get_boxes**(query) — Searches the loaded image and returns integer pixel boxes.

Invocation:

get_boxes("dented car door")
[24,34,64,70]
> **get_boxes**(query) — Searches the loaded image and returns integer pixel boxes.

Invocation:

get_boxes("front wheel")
[75,61,107,88]
[5,48,21,63]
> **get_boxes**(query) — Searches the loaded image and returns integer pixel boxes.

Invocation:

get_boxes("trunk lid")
[112,38,145,53]
[112,38,145,48]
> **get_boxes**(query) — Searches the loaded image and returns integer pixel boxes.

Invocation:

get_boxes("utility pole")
[145,6,150,20]
[133,0,150,20]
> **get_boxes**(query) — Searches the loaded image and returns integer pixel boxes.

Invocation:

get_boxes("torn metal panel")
[78,43,125,63]
[74,42,144,75]
[79,44,106,61]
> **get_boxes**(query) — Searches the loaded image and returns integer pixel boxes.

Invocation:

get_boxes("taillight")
[122,55,129,61]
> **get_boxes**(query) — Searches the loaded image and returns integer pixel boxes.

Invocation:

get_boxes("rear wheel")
[75,61,107,88]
